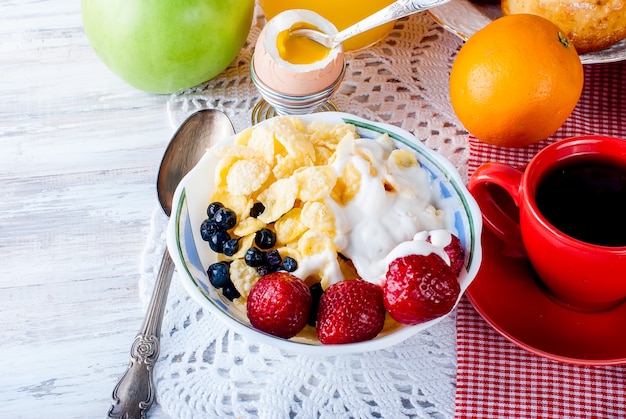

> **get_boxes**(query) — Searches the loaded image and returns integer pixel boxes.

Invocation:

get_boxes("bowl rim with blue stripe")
[167,112,482,355]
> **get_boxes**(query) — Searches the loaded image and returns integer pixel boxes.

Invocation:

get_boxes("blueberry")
[282,256,298,272]
[214,207,237,230]
[266,249,282,267]
[244,248,266,267]
[222,238,240,257]
[249,202,265,218]
[208,230,230,253]
[207,202,224,219]
[222,282,241,301]
[207,262,230,288]
[200,219,219,241]
[255,228,276,249]
[307,282,324,327]
[309,282,324,298]
[256,265,272,277]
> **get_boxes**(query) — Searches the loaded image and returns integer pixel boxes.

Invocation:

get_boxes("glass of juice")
[258,0,397,51]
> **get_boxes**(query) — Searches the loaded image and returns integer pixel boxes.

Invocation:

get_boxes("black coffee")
[535,159,626,247]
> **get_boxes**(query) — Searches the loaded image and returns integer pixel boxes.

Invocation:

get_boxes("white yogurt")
[293,134,452,287]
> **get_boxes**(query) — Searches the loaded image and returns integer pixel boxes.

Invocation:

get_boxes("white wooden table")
[1,1,174,417]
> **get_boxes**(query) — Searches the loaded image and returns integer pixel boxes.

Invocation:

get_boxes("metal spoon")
[108,109,235,419]
[290,0,451,50]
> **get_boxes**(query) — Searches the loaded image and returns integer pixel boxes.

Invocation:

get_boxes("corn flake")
[295,165,337,201]
[328,134,356,165]
[276,246,302,263]
[226,159,270,196]
[275,129,316,163]
[212,143,258,160]
[233,127,253,146]
[270,115,307,135]
[301,201,335,232]
[215,156,238,188]
[257,177,298,224]
[233,217,265,237]
[331,162,362,205]
[313,145,334,166]
[246,126,276,165]
[297,230,336,256]
[229,258,259,301]
[273,153,313,179]
[274,208,308,245]
[307,120,357,149]
[390,149,419,168]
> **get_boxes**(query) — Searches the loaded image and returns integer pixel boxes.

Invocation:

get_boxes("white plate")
[428,0,626,64]
[167,112,483,355]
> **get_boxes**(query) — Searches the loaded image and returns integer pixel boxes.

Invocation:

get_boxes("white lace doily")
[141,5,469,418]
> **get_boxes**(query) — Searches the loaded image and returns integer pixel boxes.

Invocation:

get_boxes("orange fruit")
[449,14,584,148]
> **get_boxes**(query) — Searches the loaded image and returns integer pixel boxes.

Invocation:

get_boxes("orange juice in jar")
[259,0,397,51]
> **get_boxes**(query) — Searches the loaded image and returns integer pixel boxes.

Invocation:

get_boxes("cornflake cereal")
[207,116,446,306]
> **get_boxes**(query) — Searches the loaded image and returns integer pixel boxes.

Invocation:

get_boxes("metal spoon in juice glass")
[108,109,234,419]
[290,0,451,49]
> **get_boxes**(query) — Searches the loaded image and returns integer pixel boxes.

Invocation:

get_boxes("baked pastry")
[501,0,626,53]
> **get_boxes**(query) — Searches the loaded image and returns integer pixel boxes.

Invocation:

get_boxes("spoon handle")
[108,251,175,419]
[333,0,451,47]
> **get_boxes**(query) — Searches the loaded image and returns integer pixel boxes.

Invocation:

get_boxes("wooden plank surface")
[1,1,174,417]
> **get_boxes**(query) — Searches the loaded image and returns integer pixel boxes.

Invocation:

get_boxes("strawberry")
[246,272,312,339]
[383,253,460,325]
[443,234,465,276]
[426,232,465,276]
[316,279,386,344]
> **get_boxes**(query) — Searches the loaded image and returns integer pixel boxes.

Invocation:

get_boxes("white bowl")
[167,112,482,355]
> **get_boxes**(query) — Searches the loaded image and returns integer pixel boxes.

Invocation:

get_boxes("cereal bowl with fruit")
[167,112,482,354]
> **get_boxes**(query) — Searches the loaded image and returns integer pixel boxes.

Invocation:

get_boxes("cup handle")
[468,162,526,257]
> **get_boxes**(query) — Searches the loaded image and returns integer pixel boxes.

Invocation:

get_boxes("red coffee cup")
[468,136,626,312]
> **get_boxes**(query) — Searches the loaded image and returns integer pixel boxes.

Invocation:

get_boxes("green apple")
[81,0,255,93]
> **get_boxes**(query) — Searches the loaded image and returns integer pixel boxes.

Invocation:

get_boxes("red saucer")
[466,227,626,365]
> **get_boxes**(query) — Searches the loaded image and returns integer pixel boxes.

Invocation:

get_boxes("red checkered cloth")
[455,61,626,418]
